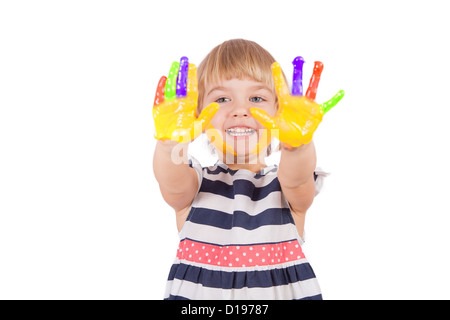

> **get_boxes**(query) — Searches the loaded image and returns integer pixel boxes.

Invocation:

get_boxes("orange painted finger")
[153,76,166,106]
[305,61,323,100]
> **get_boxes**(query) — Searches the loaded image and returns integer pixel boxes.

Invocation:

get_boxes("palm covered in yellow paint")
[250,58,344,148]
[153,57,218,143]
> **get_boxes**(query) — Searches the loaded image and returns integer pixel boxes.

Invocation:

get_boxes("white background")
[1,0,449,299]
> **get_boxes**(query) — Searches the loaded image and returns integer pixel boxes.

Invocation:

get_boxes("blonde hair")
[197,39,278,112]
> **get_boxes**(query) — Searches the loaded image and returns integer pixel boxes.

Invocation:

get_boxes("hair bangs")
[198,39,277,109]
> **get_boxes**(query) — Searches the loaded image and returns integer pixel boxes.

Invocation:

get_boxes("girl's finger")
[197,102,219,129]
[165,61,180,101]
[271,62,290,98]
[320,90,345,114]
[154,76,167,106]
[187,63,198,100]
[305,61,324,100]
[250,107,277,130]
[292,56,305,96]
[191,102,219,140]
[176,56,189,98]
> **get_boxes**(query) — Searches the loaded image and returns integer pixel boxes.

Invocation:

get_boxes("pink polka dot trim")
[176,239,305,268]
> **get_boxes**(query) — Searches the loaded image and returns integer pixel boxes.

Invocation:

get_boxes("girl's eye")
[216,97,230,103]
[250,96,265,103]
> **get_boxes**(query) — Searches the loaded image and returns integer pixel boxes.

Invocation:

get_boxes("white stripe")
[170,257,310,272]
[190,157,325,198]
[179,221,299,245]
[192,192,289,216]
[165,277,321,300]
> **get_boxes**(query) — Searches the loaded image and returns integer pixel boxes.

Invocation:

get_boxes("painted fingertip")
[305,61,324,100]
[271,62,281,71]
[208,102,220,112]
[187,63,198,95]
[250,107,276,129]
[199,104,219,128]
[314,61,324,71]
[321,89,345,114]
[293,56,305,63]
[154,76,167,106]
[271,62,283,78]
[201,102,220,118]
[176,56,189,98]
[292,56,305,96]
[165,61,180,101]
[271,62,289,97]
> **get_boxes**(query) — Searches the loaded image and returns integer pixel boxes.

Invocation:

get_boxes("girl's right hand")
[153,57,219,143]
[250,58,345,148]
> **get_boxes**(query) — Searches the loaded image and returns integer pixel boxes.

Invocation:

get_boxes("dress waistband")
[176,238,305,268]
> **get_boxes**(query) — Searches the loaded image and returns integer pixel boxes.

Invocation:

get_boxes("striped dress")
[164,158,324,300]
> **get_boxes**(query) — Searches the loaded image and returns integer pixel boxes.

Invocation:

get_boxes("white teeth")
[226,127,256,136]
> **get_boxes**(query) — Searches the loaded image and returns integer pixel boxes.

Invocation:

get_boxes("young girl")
[153,39,344,300]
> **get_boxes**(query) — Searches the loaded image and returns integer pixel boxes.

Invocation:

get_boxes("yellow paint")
[153,63,218,142]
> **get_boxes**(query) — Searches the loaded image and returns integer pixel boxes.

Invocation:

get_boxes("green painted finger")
[164,61,180,101]
[321,90,345,114]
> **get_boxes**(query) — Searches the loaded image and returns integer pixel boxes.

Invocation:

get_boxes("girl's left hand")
[250,57,344,148]
[153,57,219,143]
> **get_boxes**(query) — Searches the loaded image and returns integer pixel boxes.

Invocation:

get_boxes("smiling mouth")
[225,127,256,137]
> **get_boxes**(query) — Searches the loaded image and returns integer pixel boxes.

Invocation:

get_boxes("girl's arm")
[152,57,218,229]
[153,140,198,214]
[250,59,344,238]
[278,141,316,212]
[277,141,317,238]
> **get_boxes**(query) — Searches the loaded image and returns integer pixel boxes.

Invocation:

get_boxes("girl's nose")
[231,103,250,118]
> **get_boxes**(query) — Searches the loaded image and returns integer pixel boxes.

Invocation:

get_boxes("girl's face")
[202,78,277,161]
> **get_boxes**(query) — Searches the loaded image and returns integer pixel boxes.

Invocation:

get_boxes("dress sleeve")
[314,167,329,196]
[188,155,203,194]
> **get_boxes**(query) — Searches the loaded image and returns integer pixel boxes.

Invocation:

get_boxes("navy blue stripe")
[199,177,281,201]
[198,161,316,182]
[188,207,294,230]
[164,294,190,300]
[294,294,323,300]
[206,164,278,179]
[167,262,317,289]
[261,166,278,176]
[206,163,315,181]
[206,165,237,176]
[204,165,236,175]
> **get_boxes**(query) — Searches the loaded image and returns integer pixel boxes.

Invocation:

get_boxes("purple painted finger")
[176,56,189,98]
[292,56,305,96]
